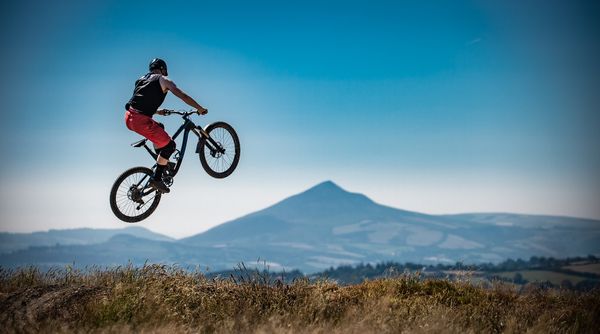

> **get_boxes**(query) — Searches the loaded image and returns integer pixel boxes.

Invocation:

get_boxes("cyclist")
[124,58,208,193]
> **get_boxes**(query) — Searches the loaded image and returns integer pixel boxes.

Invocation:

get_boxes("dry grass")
[1,264,598,333]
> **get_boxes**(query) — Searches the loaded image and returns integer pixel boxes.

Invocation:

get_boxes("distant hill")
[0,226,173,254]
[1,181,599,272]
[180,181,600,271]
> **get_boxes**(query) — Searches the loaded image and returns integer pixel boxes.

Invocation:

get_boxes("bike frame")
[135,112,223,177]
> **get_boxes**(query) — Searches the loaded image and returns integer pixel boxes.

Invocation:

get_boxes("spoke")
[116,197,131,205]
[222,154,231,168]
[221,130,227,145]
[207,150,217,168]
[210,155,218,170]
[122,200,133,216]
[222,133,232,148]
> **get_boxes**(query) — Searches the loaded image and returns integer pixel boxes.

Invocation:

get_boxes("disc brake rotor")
[128,186,144,204]
[211,142,224,158]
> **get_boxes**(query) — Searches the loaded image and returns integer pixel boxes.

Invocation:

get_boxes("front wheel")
[197,122,240,179]
[109,167,162,223]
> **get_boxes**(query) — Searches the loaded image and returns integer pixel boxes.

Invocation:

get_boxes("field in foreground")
[1,265,599,333]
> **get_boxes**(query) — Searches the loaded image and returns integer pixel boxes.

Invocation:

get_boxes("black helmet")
[149,58,168,76]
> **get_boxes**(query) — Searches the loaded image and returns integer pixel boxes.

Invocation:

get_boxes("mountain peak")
[292,180,374,202]
[253,180,377,221]
[305,180,345,193]
[290,180,371,204]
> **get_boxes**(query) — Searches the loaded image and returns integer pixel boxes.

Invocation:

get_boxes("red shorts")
[124,109,172,148]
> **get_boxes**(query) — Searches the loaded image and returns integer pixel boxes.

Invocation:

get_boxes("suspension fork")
[193,126,224,154]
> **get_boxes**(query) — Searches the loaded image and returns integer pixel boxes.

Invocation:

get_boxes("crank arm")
[141,188,157,197]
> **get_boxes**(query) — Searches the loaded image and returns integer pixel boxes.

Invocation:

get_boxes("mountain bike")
[109,110,240,222]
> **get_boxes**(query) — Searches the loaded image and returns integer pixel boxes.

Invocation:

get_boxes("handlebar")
[162,109,202,117]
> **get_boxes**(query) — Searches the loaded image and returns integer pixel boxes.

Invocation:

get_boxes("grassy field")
[494,270,593,285]
[563,262,600,275]
[1,265,599,333]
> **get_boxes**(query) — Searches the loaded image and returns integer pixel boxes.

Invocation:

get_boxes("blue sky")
[1,0,599,238]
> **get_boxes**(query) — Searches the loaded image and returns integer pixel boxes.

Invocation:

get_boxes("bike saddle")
[131,139,148,147]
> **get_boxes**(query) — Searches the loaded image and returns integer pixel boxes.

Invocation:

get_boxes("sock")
[154,164,167,179]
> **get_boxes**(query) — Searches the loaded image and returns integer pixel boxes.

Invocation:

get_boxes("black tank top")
[127,73,167,116]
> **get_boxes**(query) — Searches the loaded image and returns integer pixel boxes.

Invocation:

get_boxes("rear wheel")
[198,122,240,178]
[109,167,161,223]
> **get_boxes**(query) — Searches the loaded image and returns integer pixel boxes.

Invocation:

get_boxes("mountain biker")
[124,58,208,194]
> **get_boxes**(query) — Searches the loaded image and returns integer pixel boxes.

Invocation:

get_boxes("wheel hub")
[128,186,144,204]
[211,142,225,158]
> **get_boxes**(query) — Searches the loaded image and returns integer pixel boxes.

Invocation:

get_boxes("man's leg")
[150,140,176,193]
[151,122,170,185]
[140,118,175,193]
[124,111,175,193]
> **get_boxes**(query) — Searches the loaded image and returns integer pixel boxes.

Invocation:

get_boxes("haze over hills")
[1,181,599,273]
[0,226,173,254]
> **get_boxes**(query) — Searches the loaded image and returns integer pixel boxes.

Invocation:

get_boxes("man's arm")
[159,76,208,114]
